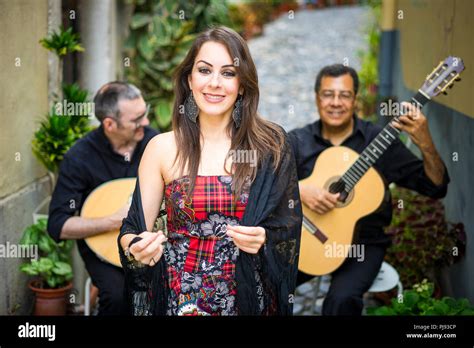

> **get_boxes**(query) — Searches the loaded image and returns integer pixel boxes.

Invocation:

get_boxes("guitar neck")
[338,90,431,192]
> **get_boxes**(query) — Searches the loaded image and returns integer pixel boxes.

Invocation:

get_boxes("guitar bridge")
[302,216,328,244]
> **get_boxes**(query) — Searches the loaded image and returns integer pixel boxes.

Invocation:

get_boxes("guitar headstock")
[420,56,465,98]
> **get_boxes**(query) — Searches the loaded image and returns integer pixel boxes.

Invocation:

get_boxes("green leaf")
[52,261,72,276]
[37,258,54,273]
[19,225,39,246]
[158,76,173,92]
[38,236,53,254]
[149,60,172,71]
[138,35,155,61]
[367,306,396,315]
[403,291,419,310]
[460,308,474,315]
[155,100,172,130]
[20,263,39,276]
[152,16,165,38]
[47,277,57,288]
[433,301,450,315]
[130,13,152,29]
[164,0,178,14]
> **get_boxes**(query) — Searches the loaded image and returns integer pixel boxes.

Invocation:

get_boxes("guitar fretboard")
[340,124,400,191]
[336,91,430,193]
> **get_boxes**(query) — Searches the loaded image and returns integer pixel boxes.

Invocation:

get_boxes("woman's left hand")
[226,225,266,254]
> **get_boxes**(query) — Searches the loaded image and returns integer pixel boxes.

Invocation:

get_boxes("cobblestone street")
[249,5,371,132]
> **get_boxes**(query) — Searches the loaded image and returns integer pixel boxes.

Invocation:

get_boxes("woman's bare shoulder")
[145,131,176,157]
[142,131,177,179]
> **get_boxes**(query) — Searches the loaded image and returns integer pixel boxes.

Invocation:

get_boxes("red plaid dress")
[163,175,250,315]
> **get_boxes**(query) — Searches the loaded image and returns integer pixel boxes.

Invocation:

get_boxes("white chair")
[84,277,92,316]
[84,277,98,316]
[368,261,403,297]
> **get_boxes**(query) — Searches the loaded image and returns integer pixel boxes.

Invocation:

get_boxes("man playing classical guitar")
[289,64,449,315]
[47,82,158,315]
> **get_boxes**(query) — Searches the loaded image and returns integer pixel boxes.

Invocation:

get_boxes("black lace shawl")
[118,136,302,315]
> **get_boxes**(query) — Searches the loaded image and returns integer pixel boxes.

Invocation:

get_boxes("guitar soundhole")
[329,181,345,195]
[325,176,354,208]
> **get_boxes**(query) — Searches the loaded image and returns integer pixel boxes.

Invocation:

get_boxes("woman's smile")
[203,92,226,103]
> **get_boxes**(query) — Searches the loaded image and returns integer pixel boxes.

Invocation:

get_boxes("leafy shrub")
[19,218,74,289]
[368,279,474,315]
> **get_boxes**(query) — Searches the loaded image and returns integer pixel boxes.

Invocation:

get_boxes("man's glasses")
[129,104,151,129]
[318,90,355,103]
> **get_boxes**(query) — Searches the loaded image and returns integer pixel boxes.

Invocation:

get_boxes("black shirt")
[288,115,449,245]
[47,125,158,261]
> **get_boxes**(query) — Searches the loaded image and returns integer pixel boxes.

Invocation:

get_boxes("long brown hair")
[172,26,285,197]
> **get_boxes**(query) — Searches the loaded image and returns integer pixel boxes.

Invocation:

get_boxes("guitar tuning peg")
[455,78,461,81]
[443,91,448,95]
[449,84,453,88]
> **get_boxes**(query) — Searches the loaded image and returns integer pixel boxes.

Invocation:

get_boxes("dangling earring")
[184,92,199,123]
[232,95,243,128]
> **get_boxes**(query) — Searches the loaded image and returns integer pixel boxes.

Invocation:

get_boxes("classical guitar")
[82,178,136,267]
[82,178,168,267]
[298,56,465,276]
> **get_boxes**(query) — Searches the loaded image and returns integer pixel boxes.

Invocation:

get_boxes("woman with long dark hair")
[118,26,302,315]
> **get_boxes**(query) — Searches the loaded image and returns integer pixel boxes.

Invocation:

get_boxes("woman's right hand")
[129,231,167,266]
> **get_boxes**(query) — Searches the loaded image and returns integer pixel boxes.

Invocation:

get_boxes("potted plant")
[367,279,474,315]
[19,218,74,315]
[25,27,89,316]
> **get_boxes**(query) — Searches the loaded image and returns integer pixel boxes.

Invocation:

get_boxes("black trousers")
[297,243,387,315]
[79,241,126,315]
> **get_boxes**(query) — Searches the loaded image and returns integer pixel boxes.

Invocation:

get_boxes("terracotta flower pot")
[28,280,73,316]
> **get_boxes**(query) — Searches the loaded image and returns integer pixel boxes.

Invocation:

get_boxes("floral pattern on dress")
[164,175,251,316]
[165,178,194,231]
[165,212,241,315]
[217,175,251,205]
[199,212,240,238]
